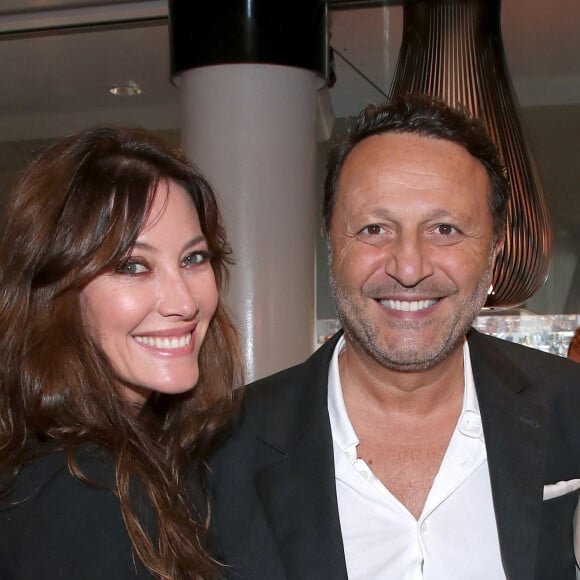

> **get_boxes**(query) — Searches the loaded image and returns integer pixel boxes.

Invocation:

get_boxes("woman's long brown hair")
[0,127,243,579]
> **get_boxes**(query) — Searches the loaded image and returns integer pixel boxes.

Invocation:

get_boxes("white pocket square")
[543,480,580,575]
[543,479,580,500]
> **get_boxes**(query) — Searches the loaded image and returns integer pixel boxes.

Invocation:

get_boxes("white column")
[179,63,319,381]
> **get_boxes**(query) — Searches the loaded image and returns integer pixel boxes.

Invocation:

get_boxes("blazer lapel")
[469,330,547,580]
[253,334,348,580]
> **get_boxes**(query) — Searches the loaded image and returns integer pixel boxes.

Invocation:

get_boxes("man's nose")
[383,233,434,288]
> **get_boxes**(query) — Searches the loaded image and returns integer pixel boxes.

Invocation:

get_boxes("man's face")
[329,132,501,372]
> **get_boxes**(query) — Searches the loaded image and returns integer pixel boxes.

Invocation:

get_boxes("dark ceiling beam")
[327,0,403,9]
[0,0,402,39]
[0,1,166,38]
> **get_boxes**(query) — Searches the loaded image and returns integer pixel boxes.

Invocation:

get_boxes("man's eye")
[115,259,148,275]
[361,224,384,235]
[182,250,212,267]
[435,224,456,236]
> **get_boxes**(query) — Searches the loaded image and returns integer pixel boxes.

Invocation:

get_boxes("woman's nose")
[157,271,199,319]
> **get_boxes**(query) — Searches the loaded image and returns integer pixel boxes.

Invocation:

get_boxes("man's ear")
[492,232,506,264]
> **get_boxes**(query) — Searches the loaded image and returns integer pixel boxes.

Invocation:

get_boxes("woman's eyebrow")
[132,234,207,254]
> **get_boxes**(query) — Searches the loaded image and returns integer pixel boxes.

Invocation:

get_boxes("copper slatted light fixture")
[389,0,552,307]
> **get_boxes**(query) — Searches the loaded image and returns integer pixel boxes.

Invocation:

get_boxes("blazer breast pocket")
[537,489,579,580]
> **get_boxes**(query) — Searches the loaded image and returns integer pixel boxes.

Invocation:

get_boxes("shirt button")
[459,410,484,438]
[420,521,428,532]
[461,457,474,470]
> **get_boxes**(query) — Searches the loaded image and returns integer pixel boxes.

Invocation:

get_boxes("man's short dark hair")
[322,93,510,241]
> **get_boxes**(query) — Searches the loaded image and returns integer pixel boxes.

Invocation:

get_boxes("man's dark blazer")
[209,329,580,580]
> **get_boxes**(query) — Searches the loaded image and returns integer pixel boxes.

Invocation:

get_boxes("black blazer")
[209,330,580,580]
[0,448,154,579]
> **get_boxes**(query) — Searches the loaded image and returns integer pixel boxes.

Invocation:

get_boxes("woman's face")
[80,179,219,405]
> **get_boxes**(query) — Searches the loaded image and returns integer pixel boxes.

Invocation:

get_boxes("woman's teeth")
[134,333,192,349]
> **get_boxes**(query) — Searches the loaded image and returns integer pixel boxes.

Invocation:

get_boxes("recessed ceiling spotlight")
[109,81,142,96]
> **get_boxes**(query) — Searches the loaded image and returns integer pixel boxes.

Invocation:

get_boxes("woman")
[0,128,243,579]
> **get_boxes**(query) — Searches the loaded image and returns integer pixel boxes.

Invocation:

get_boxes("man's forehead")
[339,132,490,192]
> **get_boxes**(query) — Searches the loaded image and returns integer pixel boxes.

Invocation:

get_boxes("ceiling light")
[109,81,142,96]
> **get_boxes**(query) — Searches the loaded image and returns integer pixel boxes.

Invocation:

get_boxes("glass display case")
[472,311,580,357]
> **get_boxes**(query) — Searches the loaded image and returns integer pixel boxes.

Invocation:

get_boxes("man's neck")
[338,337,466,416]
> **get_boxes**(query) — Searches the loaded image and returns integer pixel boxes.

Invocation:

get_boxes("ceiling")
[0,0,579,144]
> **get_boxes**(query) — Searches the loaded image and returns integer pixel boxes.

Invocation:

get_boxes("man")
[209,95,580,579]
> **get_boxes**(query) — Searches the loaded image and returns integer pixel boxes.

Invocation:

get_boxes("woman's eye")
[182,250,212,267]
[115,259,148,275]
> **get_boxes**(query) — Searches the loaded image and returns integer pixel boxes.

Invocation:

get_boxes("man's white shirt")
[328,336,507,580]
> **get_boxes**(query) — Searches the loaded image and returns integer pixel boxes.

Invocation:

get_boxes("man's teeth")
[381,299,437,312]
[134,333,192,349]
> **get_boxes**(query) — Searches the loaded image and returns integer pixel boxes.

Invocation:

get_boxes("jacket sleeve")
[0,461,153,579]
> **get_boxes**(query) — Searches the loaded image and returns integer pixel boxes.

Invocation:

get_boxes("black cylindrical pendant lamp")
[169,0,327,78]
[168,1,327,380]
[390,0,552,308]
